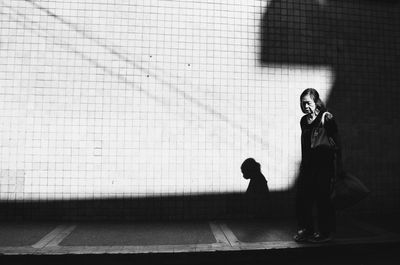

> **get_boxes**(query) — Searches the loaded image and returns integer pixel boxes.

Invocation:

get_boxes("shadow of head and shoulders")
[241,158,270,200]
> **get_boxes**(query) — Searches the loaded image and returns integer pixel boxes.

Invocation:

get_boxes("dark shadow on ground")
[0,191,292,221]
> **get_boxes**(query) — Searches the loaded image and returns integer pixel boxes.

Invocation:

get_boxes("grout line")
[209,222,230,245]
[32,225,76,249]
[32,225,68,249]
[219,223,241,246]
[46,225,76,247]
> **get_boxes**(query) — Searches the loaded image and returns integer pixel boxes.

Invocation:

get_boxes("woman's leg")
[295,174,314,233]
[316,184,335,235]
[315,154,336,235]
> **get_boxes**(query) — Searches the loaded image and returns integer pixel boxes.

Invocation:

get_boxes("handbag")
[331,172,370,210]
[311,112,336,150]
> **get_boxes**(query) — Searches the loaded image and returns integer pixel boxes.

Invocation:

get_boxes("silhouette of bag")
[331,172,370,210]
[311,112,336,150]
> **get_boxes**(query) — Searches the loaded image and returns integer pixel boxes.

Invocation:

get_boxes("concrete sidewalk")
[1,214,400,264]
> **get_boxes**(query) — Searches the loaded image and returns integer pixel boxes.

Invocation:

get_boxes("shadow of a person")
[241,158,270,219]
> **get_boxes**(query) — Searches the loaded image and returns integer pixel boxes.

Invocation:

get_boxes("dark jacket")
[300,111,342,174]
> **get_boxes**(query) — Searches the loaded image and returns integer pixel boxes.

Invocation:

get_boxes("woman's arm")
[331,131,344,176]
[325,115,344,177]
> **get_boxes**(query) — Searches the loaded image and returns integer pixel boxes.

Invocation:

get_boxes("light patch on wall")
[0,0,333,200]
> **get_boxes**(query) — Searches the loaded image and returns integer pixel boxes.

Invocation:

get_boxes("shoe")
[293,229,311,243]
[308,232,332,243]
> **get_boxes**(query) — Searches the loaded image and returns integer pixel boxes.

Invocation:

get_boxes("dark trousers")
[296,150,336,235]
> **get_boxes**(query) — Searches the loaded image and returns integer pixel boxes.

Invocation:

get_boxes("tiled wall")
[0,0,399,220]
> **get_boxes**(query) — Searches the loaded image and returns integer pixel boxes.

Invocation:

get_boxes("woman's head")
[300,88,326,114]
[241,158,261,179]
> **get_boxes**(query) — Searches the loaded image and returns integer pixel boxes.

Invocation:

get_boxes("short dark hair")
[300,88,326,114]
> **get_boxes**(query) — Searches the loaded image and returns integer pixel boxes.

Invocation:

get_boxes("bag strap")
[320,111,333,126]
[320,112,328,126]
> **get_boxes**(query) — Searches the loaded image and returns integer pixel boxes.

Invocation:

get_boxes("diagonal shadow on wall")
[261,0,400,214]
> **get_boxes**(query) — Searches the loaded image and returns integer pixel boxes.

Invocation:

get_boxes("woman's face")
[301,95,316,114]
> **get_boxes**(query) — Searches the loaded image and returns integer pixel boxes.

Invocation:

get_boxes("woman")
[294,88,343,243]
